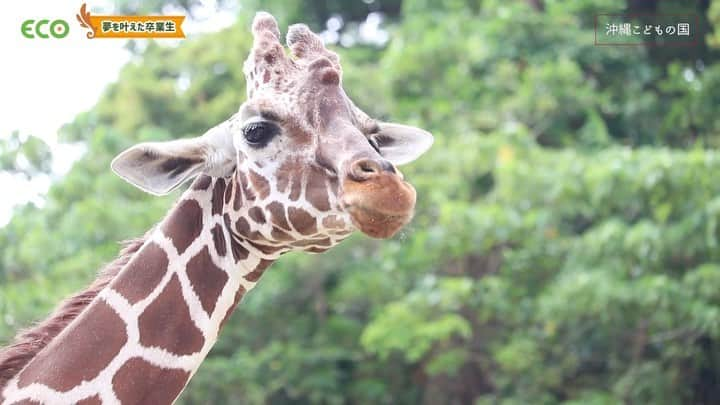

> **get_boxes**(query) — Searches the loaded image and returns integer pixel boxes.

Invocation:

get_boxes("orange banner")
[76,3,185,39]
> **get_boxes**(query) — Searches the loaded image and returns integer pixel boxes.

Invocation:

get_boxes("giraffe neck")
[1,177,274,405]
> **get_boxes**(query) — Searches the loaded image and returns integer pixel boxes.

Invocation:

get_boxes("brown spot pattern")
[289,172,303,201]
[112,357,189,405]
[247,240,284,255]
[17,301,127,392]
[231,240,250,263]
[306,166,330,211]
[9,400,41,405]
[276,163,290,193]
[275,158,301,194]
[235,216,251,237]
[211,178,226,216]
[249,170,270,199]
[77,395,102,405]
[238,172,255,201]
[284,118,312,145]
[225,214,250,262]
[112,242,168,304]
[271,227,293,241]
[267,201,290,230]
[162,199,203,255]
[243,259,274,282]
[192,175,212,191]
[186,247,228,316]
[224,179,234,205]
[245,239,283,255]
[223,213,232,233]
[288,207,317,235]
[139,274,204,355]
[233,179,243,210]
[219,286,246,331]
[248,207,266,224]
[211,224,227,257]
[292,237,331,248]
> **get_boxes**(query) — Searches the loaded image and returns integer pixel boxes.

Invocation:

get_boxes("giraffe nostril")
[320,67,340,85]
[360,162,377,173]
[349,158,392,181]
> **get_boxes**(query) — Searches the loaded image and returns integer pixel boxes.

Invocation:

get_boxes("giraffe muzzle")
[341,162,417,239]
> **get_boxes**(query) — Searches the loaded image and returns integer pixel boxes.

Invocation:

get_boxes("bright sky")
[0,0,235,225]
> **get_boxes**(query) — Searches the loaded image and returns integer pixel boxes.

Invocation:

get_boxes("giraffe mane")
[0,235,148,391]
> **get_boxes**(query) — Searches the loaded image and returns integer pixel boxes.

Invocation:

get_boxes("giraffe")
[0,12,432,405]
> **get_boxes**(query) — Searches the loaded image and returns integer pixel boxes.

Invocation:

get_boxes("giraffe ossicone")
[0,12,432,405]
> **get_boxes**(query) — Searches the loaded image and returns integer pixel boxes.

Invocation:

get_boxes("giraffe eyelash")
[243,121,279,148]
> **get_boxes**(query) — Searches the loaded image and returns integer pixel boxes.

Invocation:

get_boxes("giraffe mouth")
[344,203,414,239]
[340,174,417,239]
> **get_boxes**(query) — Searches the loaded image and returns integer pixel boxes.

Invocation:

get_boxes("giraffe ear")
[111,123,235,195]
[374,123,434,165]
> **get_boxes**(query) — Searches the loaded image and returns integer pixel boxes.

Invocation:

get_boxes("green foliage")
[361,277,474,362]
[0,132,52,179]
[2,0,720,404]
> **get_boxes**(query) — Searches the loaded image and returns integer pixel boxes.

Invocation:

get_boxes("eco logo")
[75,3,185,39]
[21,19,70,39]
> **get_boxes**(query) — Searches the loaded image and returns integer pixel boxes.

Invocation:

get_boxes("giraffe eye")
[243,121,279,148]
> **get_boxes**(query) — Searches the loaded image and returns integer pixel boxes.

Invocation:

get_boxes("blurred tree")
[0,132,52,179]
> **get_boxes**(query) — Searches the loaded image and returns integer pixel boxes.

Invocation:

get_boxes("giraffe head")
[111,12,432,253]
